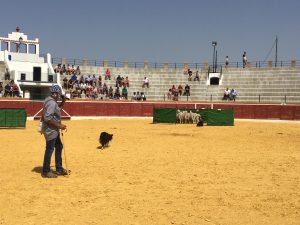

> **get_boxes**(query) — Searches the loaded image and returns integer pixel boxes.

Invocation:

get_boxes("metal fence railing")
[50,57,299,70]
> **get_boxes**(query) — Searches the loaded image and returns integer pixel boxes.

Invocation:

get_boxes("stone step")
[57,66,300,103]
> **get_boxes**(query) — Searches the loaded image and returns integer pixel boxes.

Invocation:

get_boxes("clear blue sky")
[1,0,299,64]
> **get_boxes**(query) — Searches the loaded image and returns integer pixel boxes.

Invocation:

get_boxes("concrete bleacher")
[1,60,300,103]
[220,68,300,103]
[58,64,300,103]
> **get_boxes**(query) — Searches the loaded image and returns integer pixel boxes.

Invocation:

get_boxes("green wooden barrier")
[0,108,27,128]
[153,108,177,123]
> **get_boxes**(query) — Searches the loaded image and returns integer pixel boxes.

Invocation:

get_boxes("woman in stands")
[12,83,20,97]
[178,84,183,96]
[171,85,176,95]
[105,69,111,80]
[75,66,81,75]
[123,76,130,87]
[194,71,200,81]
[97,75,102,87]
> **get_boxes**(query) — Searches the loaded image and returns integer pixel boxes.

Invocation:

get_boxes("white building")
[0,27,61,99]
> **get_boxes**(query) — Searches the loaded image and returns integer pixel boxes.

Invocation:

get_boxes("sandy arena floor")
[0,118,299,225]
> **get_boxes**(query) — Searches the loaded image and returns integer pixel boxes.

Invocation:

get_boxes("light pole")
[212,41,217,72]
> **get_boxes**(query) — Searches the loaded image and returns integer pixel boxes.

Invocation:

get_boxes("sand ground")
[0,119,299,225]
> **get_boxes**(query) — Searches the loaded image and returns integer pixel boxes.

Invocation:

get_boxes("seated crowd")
[167,84,191,101]
[0,80,20,97]
[62,73,132,100]
[223,88,238,101]
[54,64,81,75]
[184,69,200,81]
[131,91,147,101]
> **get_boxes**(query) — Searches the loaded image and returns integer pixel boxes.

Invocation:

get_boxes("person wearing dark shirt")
[184,84,190,96]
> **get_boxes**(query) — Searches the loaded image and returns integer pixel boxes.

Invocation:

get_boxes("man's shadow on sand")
[32,166,69,175]
[32,166,43,174]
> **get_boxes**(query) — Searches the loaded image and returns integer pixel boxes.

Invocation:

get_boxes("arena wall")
[0,99,300,120]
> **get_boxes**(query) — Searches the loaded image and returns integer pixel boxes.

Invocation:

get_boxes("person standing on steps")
[243,52,247,68]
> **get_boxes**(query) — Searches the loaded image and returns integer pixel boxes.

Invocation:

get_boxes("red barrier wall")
[1,99,300,120]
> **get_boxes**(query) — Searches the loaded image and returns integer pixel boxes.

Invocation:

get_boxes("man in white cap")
[41,84,68,178]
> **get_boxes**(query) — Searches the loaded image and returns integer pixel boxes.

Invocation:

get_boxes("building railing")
[50,57,299,69]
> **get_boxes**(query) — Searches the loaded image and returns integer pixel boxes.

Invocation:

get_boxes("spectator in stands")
[61,64,66,74]
[97,75,102,87]
[183,69,188,75]
[79,75,84,84]
[85,84,92,98]
[0,82,3,96]
[142,77,149,88]
[188,69,193,81]
[194,71,200,81]
[12,83,20,97]
[136,91,142,101]
[80,91,86,99]
[70,86,79,99]
[66,64,71,75]
[62,77,68,90]
[97,83,103,95]
[173,88,179,101]
[98,92,105,100]
[243,51,247,68]
[70,73,77,82]
[171,85,176,95]
[67,79,74,90]
[85,75,92,84]
[91,85,98,99]
[4,83,12,97]
[167,89,172,100]
[225,56,229,69]
[73,81,81,97]
[184,84,190,96]
[71,65,76,74]
[122,86,128,100]
[92,74,97,86]
[131,92,137,101]
[223,88,230,100]
[230,88,238,101]
[80,82,87,95]
[105,68,111,80]
[178,84,183,96]
[108,86,114,99]
[103,83,108,96]
[114,87,121,99]
[76,66,81,75]
[54,64,59,74]
[123,76,130,87]
[141,92,146,101]
[116,75,122,87]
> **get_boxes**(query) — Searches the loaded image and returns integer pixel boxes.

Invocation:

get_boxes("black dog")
[99,132,113,149]
[197,118,204,127]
